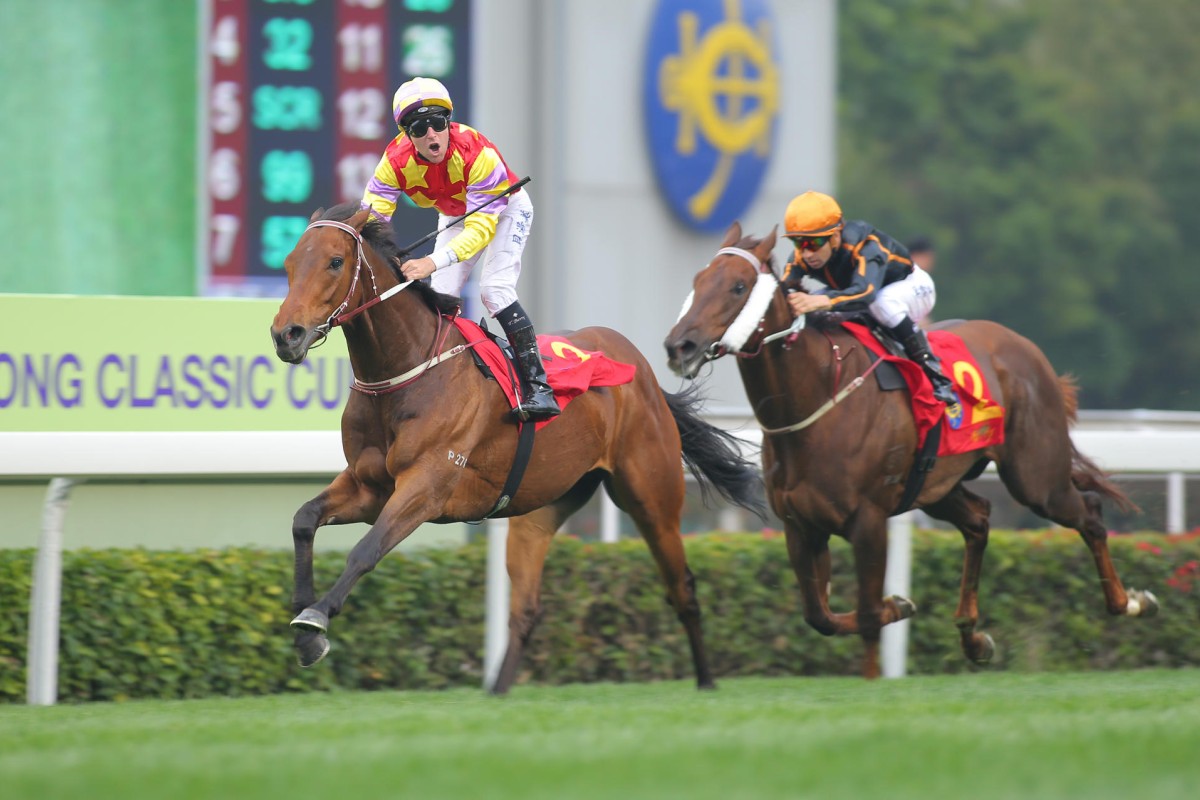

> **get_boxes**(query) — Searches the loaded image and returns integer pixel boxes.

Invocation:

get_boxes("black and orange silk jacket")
[783,220,914,312]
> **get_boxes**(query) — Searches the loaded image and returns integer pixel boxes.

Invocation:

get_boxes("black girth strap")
[481,417,537,519]
[891,419,943,516]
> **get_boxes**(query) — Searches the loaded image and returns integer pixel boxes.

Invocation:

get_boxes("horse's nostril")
[284,325,306,346]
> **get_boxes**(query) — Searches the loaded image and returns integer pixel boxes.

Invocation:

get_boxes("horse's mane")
[319,202,463,316]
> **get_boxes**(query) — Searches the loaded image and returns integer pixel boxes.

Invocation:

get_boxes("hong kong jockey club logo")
[644,0,780,231]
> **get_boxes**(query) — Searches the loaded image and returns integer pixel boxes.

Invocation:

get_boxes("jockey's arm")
[361,152,402,223]
[822,240,887,312]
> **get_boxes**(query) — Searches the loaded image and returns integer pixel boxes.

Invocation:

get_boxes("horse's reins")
[303,219,475,396]
[686,246,881,436]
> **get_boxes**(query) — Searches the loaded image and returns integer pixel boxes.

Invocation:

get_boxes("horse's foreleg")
[290,470,384,667]
[784,526,859,635]
[923,485,995,664]
[292,490,437,657]
[490,512,556,696]
[847,509,893,680]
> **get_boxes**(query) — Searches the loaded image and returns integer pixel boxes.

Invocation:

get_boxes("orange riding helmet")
[784,191,844,238]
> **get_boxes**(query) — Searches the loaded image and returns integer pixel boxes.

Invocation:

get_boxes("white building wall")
[473,0,836,408]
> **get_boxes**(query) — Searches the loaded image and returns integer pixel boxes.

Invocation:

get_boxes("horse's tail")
[663,384,766,519]
[1059,375,1139,513]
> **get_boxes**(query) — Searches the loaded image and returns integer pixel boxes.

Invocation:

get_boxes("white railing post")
[482,518,510,690]
[27,477,79,706]
[881,511,914,678]
[1166,471,1186,535]
[600,492,620,543]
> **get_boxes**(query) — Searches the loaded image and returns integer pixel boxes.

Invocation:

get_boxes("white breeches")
[868,264,937,329]
[430,189,534,317]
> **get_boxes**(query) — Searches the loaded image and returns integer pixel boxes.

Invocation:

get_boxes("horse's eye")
[329,257,344,271]
[732,281,747,296]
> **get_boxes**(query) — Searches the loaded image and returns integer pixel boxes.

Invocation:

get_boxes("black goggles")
[405,114,449,139]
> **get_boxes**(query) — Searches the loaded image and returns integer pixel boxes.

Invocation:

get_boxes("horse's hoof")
[295,630,331,668]
[291,608,329,633]
[971,633,995,665]
[888,595,918,621]
[1127,589,1159,618]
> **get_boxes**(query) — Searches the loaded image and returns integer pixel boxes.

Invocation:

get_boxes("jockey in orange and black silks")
[781,190,959,406]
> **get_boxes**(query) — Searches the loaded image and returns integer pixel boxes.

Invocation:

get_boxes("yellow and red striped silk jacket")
[361,122,521,263]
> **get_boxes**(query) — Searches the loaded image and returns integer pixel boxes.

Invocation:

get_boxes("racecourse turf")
[1,670,1196,800]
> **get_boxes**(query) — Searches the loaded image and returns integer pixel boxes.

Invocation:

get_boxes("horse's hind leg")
[290,469,385,667]
[1051,486,1157,616]
[491,475,603,696]
[605,471,715,690]
[997,458,1157,618]
[922,484,995,664]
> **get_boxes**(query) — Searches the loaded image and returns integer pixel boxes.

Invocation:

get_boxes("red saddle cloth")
[842,322,1006,456]
[452,318,638,429]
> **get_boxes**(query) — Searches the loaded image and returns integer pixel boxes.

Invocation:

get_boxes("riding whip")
[397,176,531,258]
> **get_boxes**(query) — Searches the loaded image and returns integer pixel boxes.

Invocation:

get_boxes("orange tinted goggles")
[792,235,831,252]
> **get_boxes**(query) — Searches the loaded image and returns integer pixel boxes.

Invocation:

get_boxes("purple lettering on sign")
[58,354,83,408]
[98,354,125,409]
[248,356,274,409]
[0,353,15,408]
[287,361,313,409]
[180,355,206,409]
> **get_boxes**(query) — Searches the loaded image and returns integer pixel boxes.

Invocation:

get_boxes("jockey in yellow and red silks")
[360,77,558,422]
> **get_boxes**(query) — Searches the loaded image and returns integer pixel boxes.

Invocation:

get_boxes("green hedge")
[2,530,1198,702]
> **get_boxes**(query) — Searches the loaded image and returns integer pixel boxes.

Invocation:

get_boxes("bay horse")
[663,222,1159,679]
[270,204,763,694]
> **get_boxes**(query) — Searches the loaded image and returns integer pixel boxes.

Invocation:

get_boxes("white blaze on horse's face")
[665,256,763,378]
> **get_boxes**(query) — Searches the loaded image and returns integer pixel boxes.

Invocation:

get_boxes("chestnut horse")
[270,204,763,694]
[663,222,1158,679]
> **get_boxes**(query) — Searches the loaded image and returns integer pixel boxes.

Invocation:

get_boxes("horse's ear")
[720,220,743,248]
[753,225,778,270]
[309,207,325,223]
[348,208,373,231]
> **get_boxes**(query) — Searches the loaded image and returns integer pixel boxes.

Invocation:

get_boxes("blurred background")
[0,0,1197,545]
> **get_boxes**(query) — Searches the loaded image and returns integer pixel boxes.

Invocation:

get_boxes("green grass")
[1,671,1197,800]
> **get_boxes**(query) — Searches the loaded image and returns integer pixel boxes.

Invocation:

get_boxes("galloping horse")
[664,222,1158,679]
[270,204,763,694]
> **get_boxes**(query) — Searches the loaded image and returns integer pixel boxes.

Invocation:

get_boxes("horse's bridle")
[683,245,878,435]
[675,246,805,364]
[301,219,476,396]
[305,219,412,339]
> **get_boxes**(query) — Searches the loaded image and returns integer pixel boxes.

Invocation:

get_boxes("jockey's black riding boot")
[497,301,561,422]
[889,317,959,406]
